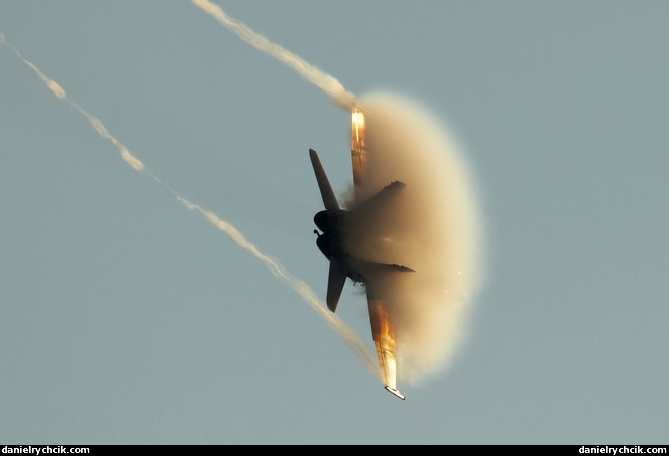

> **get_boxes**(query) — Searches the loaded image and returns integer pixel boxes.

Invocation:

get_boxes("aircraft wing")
[350,106,405,400]
[365,280,405,400]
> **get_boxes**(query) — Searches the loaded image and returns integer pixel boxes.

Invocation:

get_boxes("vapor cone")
[352,93,484,382]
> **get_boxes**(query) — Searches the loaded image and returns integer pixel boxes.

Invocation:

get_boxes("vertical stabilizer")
[309,149,340,211]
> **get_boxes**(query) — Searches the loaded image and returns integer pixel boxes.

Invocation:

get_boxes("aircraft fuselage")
[313,209,366,284]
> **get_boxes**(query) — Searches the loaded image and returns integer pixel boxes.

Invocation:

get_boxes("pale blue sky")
[1,1,668,444]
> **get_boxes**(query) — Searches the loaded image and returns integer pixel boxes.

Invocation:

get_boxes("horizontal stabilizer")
[357,259,416,273]
[349,181,405,219]
[387,263,415,272]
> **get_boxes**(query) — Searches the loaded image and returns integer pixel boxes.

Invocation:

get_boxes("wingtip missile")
[385,386,406,400]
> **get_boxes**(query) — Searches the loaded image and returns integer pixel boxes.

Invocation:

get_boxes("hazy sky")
[1,1,668,444]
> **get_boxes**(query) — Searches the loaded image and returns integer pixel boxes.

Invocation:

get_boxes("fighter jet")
[309,109,412,400]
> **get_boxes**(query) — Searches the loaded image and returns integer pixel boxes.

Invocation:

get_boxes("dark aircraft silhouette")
[309,140,413,400]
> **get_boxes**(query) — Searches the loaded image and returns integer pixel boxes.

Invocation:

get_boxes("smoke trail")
[1,36,145,172]
[160,185,379,375]
[190,0,355,109]
[350,92,484,383]
[0,33,379,378]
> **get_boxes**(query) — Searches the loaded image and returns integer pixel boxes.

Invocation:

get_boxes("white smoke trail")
[1,36,145,172]
[160,185,379,375]
[0,33,379,378]
[191,0,355,109]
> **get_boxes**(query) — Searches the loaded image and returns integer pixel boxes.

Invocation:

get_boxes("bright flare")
[350,106,367,197]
